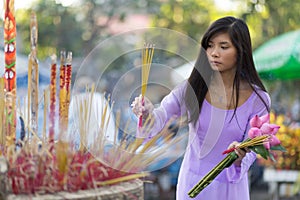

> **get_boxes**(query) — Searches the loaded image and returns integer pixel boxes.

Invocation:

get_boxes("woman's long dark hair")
[185,16,269,125]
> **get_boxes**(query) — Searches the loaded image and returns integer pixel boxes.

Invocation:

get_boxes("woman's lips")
[210,61,221,65]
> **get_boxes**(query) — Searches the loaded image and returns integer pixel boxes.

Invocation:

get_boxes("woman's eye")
[221,46,228,49]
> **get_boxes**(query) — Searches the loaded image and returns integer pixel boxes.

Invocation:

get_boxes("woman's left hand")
[228,141,250,167]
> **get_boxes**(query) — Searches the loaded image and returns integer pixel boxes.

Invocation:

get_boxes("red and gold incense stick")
[64,51,72,128]
[49,54,57,149]
[58,50,66,139]
[3,0,17,150]
[58,50,72,139]
[0,78,5,149]
[63,52,72,138]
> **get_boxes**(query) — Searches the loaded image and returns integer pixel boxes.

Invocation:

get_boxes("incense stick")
[43,89,49,145]
[29,12,39,138]
[64,51,72,134]
[49,54,57,150]
[0,78,5,147]
[4,0,17,151]
[59,50,66,139]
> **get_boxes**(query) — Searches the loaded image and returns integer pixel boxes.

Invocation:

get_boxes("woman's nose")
[210,48,219,57]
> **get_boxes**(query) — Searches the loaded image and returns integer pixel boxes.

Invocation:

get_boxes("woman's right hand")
[131,94,154,119]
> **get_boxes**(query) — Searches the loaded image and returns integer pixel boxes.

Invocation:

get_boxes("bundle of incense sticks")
[111,119,187,173]
[71,86,115,153]
[138,43,155,129]
[3,0,17,153]
[73,86,188,173]
[222,134,270,154]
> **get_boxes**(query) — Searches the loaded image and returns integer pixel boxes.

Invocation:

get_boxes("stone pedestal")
[6,179,144,200]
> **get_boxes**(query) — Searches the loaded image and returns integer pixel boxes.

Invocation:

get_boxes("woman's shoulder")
[171,80,188,96]
[252,85,270,101]
[249,84,271,109]
[162,80,189,109]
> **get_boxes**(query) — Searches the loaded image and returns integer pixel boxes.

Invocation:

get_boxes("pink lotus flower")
[260,123,280,135]
[269,135,281,146]
[263,141,271,150]
[263,135,281,150]
[249,115,262,128]
[247,114,281,150]
[248,127,262,139]
[260,113,270,124]
[249,114,270,128]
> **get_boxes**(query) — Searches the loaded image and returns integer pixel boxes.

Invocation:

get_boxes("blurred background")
[1,0,300,199]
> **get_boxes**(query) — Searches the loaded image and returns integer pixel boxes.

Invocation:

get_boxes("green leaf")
[269,152,276,162]
[270,145,286,152]
[251,145,269,160]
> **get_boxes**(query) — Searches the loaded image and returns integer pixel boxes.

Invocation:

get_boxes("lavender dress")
[150,81,270,200]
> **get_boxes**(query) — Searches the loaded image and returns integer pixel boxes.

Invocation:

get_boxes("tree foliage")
[15,0,157,60]
[15,0,300,60]
[16,0,85,59]
[239,0,300,48]
[151,0,216,41]
[151,0,300,49]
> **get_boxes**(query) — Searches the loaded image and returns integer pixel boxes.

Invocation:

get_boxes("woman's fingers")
[131,95,152,117]
[228,141,239,149]
[131,96,143,116]
[235,147,246,158]
[228,141,249,159]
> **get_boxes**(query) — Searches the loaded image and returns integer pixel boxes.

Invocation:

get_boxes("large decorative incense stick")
[42,89,49,144]
[58,50,66,139]
[64,51,72,132]
[49,54,57,149]
[0,78,5,148]
[28,12,39,136]
[138,43,154,129]
[58,50,72,139]
[3,0,17,150]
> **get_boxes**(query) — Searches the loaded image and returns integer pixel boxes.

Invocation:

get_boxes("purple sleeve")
[226,89,271,183]
[144,82,186,138]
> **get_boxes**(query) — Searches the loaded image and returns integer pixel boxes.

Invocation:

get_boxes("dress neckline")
[204,91,255,111]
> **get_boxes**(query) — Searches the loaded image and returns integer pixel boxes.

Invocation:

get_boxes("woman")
[132,16,270,200]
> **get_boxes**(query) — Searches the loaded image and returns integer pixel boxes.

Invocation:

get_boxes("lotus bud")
[249,115,262,128]
[259,113,270,124]
[248,127,262,139]
[269,135,281,146]
[263,141,270,150]
[261,123,280,135]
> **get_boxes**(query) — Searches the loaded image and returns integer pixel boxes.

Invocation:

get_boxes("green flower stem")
[188,152,238,198]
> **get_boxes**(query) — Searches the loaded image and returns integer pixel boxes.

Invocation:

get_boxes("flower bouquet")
[188,114,286,198]
[258,112,300,170]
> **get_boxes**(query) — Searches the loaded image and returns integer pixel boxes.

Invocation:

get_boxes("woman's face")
[206,32,237,73]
